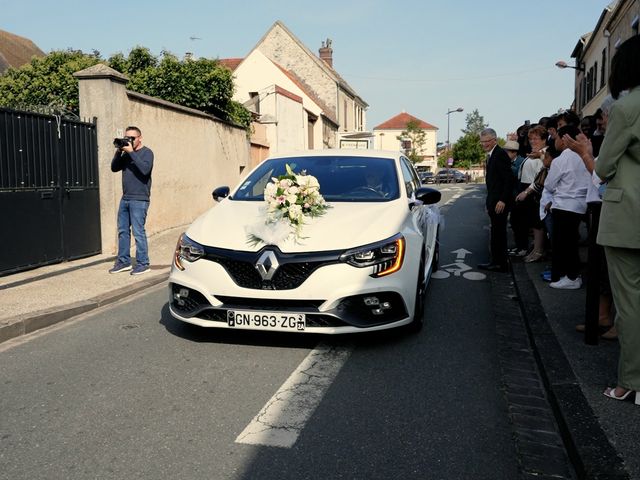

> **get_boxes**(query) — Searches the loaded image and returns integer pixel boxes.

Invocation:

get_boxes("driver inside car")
[364,169,388,196]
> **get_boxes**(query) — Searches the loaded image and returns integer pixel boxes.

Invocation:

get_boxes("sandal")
[601,326,618,340]
[575,324,613,334]
[603,387,639,404]
[524,250,544,263]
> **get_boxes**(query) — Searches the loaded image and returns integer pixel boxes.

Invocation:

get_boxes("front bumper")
[167,246,419,334]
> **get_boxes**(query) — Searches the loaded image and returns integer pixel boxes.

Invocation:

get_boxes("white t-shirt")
[520,156,544,184]
[544,148,591,214]
[586,156,606,204]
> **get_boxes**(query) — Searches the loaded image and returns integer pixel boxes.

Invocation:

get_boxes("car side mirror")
[415,186,441,205]
[212,186,230,202]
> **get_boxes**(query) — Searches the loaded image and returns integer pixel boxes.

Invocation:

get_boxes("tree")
[0,47,251,130]
[396,119,427,164]
[0,49,102,116]
[108,48,250,130]
[461,108,487,136]
[438,132,486,169]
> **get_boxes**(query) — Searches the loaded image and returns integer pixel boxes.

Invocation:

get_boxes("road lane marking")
[235,343,352,448]
[431,248,487,281]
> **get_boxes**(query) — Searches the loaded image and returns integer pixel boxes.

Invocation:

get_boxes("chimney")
[318,38,333,68]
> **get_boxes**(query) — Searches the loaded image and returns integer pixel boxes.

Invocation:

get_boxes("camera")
[113,136,135,149]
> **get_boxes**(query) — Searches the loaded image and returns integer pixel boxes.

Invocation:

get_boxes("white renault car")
[168,150,441,334]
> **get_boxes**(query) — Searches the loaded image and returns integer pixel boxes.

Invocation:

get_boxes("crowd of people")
[478,35,640,406]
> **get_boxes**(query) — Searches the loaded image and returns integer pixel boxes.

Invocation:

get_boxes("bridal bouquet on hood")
[246,164,330,246]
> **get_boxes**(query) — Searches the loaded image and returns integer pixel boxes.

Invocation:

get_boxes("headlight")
[173,233,205,270]
[340,234,405,277]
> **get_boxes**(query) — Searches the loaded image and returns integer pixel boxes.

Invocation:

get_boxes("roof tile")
[373,112,438,131]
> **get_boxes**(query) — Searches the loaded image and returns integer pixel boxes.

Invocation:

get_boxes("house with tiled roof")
[373,112,439,171]
[254,21,369,148]
[0,29,45,75]
[221,48,333,155]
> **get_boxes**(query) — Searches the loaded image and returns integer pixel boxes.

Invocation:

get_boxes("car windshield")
[233,156,400,202]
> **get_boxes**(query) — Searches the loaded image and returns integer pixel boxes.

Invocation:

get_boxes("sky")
[2,0,610,143]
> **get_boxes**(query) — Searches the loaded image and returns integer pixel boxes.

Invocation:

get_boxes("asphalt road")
[0,184,522,480]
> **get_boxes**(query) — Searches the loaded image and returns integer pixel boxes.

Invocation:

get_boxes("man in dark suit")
[478,128,514,272]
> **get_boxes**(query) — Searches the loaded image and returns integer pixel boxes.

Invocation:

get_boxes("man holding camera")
[109,126,154,275]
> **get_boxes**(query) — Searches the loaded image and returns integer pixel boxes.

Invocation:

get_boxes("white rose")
[264,183,277,197]
[279,179,292,189]
[288,204,303,220]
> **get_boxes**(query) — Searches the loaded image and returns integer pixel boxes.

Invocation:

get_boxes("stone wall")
[74,64,250,256]
[258,24,338,115]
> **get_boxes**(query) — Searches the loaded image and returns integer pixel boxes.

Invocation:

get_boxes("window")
[578,81,584,110]
[601,49,607,90]
[593,61,598,93]
[400,157,418,198]
[343,99,348,132]
[585,66,596,104]
[401,139,412,151]
[249,92,260,114]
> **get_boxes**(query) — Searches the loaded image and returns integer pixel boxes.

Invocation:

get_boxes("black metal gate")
[0,107,101,275]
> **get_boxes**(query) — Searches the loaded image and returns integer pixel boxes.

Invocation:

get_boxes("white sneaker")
[550,276,582,289]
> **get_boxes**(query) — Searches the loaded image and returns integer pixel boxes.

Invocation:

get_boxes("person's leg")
[544,212,553,247]
[599,244,617,337]
[550,209,566,281]
[129,200,150,267]
[565,211,582,281]
[604,246,640,393]
[490,209,509,267]
[510,203,529,251]
[532,228,545,254]
[116,198,132,266]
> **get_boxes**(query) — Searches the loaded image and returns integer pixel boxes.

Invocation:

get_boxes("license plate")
[227,310,306,331]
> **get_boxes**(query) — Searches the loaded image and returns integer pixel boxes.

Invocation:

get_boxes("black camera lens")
[113,137,131,148]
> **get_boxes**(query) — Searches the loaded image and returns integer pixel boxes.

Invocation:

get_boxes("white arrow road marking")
[451,248,472,261]
[235,343,352,448]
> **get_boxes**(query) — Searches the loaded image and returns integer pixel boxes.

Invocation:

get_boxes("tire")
[432,229,440,272]
[406,256,426,333]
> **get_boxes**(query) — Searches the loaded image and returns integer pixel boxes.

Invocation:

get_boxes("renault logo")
[255,250,279,281]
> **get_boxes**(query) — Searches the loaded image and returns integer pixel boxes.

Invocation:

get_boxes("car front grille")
[203,245,343,290]
[215,258,328,289]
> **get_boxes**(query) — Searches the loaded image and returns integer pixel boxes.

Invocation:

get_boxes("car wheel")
[406,256,426,333]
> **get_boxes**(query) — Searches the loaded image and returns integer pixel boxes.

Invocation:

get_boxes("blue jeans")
[117,199,150,266]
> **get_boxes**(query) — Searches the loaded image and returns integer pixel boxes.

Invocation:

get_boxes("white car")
[168,149,441,334]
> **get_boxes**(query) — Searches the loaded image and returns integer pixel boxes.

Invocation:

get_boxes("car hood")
[186,199,406,252]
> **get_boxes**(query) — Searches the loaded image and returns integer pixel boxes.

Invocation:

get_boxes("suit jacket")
[485,145,514,210]
[596,86,640,248]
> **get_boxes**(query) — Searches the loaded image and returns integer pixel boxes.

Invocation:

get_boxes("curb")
[0,272,169,345]
[490,269,574,479]
[511,262,630,479]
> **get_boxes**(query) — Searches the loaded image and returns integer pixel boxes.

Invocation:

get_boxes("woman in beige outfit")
[595,36,640,404]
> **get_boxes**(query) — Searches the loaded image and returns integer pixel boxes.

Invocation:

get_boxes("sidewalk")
[0,225,186,344]
[512,253,640,479]
[1,226,638,478]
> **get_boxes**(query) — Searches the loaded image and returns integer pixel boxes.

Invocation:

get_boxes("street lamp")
[555,60,585,72]
[446,107,464,152]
